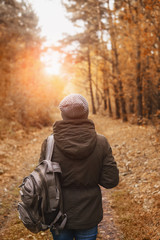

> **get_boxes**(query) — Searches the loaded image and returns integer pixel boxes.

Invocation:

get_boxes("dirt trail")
[0,114,159,240]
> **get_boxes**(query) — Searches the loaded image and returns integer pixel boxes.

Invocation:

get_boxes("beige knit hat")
[59,94,89,120]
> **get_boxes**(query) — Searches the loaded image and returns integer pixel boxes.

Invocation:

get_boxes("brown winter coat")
[39,119,119,229]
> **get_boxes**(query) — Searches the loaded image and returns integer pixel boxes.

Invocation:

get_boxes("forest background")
[0,0,160,132]
[0,0,160,240]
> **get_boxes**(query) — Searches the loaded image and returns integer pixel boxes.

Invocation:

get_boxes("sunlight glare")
[41,50,61,76]
[30,0,75,44]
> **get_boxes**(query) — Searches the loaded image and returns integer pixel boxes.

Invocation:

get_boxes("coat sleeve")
[99,138,119,189]
[39,139,47,163]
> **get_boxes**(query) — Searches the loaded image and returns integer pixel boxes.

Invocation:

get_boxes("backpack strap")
[45,134,54,161]
[44,134,67,231]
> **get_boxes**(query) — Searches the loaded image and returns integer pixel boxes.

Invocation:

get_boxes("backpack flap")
[31,160,60,213]
[20,176,37,206]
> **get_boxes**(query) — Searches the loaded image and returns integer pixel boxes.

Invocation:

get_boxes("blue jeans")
[50,226,98,240]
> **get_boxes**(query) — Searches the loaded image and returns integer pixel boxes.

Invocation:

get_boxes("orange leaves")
[145,5,153,10]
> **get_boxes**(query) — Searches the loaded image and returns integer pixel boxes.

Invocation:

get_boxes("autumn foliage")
[62,0,160,124]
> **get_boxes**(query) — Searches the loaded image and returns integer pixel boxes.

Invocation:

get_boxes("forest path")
[0,113,159,240]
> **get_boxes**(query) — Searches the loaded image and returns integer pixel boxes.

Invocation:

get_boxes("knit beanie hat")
[59,94,89,120]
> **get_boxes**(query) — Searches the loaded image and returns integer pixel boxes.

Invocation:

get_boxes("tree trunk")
[104,96,107,110]
[108,92,112,117]
[113,24,127,121]
[119,79,128,121]
[144,57,153,119]
[158,78,160,118]
[157,33,160,118]
[87,46,96,114]
[113,83,121,119]
[129,95,135,114]
[95,47,100,111]
[136,39,143,119]
[103,67,112,116]
[135,1,143,121]
[107,0,128,121]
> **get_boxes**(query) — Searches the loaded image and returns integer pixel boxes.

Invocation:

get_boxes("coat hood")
[53,119,97,160]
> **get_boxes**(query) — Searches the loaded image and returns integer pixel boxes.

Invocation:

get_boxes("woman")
[39,94,119,240]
